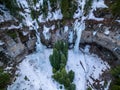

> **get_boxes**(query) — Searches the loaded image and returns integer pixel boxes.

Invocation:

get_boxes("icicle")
[74,0,86,53]
[32,20,43,52]
[74,19,85,52]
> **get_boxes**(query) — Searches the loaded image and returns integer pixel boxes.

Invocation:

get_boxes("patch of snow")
[52,9,63,20]
[93,31,97,36]
[38,0,43,6]
[0,15,4,22]
[0,4,13,23]
[8,24,22,30]
[68,31,73,43]
[73,9,82,18]
[0,40,4,45]
[51,25,55,30]
[47,12,53,21]
[38,9,63,23]
[84,45,90,53]
[38,14,46,23]
[5,67,12,71]
[64,26,68,32]
[88,0,107,21]
[99,24,103,27]
[104,80,111,90]
[22,31,28,36]
[20,12,33,27]
[86,54,110,80]
[88,10,104,21]
[114,47,118,51]
[43,25,51,40]
[17,0,29,9]
[104,29,110,35]
[116,20,120,23]
[92,0,108,9]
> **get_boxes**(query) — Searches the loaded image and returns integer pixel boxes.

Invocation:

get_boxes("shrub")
[49,41,68,71]
[60,54,67,68]
[6,30,17,40]
[66,83,76,90]
[87,87,92,90]
[31,9,36,20]
[41,1,48,18]
[53,68,75,89]
[33,0,37,5]
[49,48,61,71]
[110,65,120,89]
[68,70,75,82]
[49,0,57,11]
[53,68,70,86]
[60,0,77,19]
[111,85,120,90]
[110,66,120,79]
[110,0,120,17]
[0,68,11,89]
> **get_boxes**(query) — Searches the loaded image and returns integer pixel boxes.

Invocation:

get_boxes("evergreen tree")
[60,54,67,68]
[110,66,120,89]
[49,41,75,90]
[110,0,120,17]
[60,0,77,19]
[0,68,11,89]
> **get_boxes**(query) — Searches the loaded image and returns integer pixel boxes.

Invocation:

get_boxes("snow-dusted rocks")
[104,29,110,35]
[0,4,13,23]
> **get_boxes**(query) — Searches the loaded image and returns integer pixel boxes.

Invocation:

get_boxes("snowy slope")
[8,47,110,90]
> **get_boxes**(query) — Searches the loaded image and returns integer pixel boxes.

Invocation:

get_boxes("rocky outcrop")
[0,19,120,66]
[0,32,27,63]
[81,20,120,60]
[81,30,120,60]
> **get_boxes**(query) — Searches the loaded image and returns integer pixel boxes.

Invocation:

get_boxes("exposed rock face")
[0,32,27,63]
[81,20,120,60]
[0,19,120,65]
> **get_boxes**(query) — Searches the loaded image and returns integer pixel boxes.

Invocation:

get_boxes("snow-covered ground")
[8,46,110,90]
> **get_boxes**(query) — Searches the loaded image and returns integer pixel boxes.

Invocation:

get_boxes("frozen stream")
[8,46,110,90]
